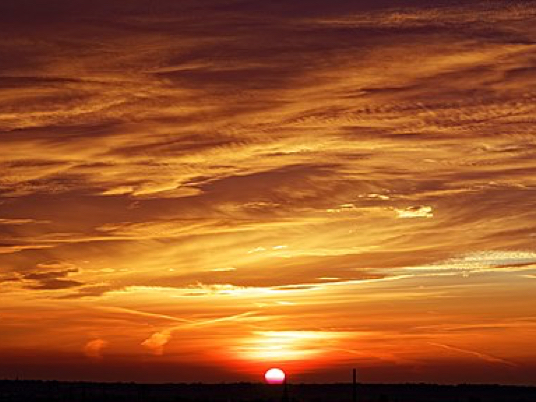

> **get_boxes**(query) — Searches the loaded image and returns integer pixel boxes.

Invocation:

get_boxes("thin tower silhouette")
[353,368,357,402]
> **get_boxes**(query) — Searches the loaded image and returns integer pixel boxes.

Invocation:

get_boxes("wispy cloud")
[394,206,434,219]
[403,251,536,275]
[2,0,536,383]
[429,342,518,368]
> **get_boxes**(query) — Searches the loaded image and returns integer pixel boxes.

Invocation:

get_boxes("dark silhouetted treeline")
[1,380,536,402]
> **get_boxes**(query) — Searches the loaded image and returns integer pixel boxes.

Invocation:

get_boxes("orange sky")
[1,0,536,384]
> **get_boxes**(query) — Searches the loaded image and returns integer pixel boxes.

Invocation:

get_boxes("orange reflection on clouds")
[235,331,351,362]
[2,0,536,385]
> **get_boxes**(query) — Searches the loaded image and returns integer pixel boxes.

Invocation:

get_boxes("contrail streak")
[429,342,518,367]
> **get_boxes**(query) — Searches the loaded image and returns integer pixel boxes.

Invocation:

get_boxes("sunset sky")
[1,0,536,385]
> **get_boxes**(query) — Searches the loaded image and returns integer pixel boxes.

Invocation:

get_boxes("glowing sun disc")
[265,368,286,384]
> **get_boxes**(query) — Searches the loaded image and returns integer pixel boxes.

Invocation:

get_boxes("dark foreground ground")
[1,380,536,402]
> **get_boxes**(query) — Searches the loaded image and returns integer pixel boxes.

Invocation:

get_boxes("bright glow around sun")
[264,368,286,384]
[236,331,350,362]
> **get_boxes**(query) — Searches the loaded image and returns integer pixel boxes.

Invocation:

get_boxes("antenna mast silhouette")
[352,368,357,402]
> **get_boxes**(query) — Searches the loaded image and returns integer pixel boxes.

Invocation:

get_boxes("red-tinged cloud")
[142,330,172,356]
[83,339,108,360]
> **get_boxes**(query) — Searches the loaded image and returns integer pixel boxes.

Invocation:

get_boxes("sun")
[264,368,286,384]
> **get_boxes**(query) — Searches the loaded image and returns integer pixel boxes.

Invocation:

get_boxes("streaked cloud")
[2,0,536,383]
[403,251,536,275]
[428,343,518,368]
[394,205,434,219]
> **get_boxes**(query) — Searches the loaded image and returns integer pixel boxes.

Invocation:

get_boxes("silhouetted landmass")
[1,380,536,402]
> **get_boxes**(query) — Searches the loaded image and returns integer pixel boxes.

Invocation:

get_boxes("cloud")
[403,250,536,275]
[19,261,85,290]
[141,330,172,356]
[83,338,108,359]
[2,0,536,383]
[59,284,120,299]
[394,205,434,219]
[0,273,20,284]
[235,330,353,362]
[0,244,55,255]
[28,278,84,290]
[0,218,49,225]
[429,342,518,368]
